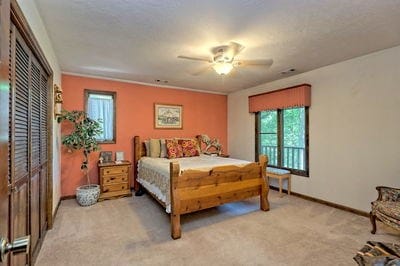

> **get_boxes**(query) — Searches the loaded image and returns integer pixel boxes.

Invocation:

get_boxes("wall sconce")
[54,84,63,117]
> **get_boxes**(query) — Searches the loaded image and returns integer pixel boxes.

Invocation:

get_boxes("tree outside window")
[257,107,309,176]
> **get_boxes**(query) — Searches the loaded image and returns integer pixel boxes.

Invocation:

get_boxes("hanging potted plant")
[58,110,103,206]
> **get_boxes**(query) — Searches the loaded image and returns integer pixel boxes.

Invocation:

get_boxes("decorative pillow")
[179,139,200,157]
[160,139,167,158]
[149,139,161,158]
[144,140,150,156]
[166,139,183,159]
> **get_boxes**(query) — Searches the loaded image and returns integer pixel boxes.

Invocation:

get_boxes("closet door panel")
[31,60,41,170]
[39,70,48,236]
[14,38,29,182]
[11,181,29,266]
[30,58,41,255]
[10,30,31,265]
[40,74,48,164]
[30,172,40,254]
[40,167,47,234]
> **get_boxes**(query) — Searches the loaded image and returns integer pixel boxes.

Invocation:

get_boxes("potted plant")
[58,110,103,206]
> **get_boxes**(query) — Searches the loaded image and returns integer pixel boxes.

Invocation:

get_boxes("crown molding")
[62,72,227,95]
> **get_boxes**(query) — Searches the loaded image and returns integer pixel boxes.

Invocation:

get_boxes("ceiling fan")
[177,42,273,76]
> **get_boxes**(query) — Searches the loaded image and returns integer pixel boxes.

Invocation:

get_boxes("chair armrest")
[376,186,400,201]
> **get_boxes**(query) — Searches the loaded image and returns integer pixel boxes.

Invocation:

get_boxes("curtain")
[88,96,113,141]
[249,84,311,113]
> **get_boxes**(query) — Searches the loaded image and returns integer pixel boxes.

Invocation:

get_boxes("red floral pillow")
[179,139,200,157]
[166,139,183,159]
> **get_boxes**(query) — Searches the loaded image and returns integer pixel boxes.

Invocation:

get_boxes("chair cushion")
[372,201,400,221]
[267,167,290,175]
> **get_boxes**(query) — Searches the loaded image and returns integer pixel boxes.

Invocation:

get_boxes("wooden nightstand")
[98,161,132,201]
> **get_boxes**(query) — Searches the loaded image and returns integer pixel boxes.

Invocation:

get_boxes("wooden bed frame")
[133,136,269,239]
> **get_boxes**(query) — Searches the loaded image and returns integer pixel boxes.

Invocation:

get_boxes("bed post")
[133,136,141,193]
[259,154,269,211]
[170,161,181,239]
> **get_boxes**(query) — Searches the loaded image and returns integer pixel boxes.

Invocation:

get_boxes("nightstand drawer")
[102,183,129,193]
[102,166,128,176]
[103,174,128,184]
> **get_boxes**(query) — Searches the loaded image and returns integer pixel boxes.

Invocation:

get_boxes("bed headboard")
[133,136,143,191]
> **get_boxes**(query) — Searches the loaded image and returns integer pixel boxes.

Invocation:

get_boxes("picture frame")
[115,151,124,162]
[154,103,183,129]
[99,151,113,163]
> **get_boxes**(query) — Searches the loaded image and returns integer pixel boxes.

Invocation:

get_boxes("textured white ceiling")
[34,0,400,93]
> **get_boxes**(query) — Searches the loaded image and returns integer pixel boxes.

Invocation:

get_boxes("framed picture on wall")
[154,103,183,129]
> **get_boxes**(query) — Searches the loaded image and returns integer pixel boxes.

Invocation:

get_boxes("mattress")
[137,154,250,213]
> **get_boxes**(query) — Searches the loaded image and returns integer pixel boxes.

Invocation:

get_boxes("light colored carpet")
[36,190,399,266]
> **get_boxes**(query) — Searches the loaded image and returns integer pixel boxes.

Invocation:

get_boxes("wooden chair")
[370,186,400,234]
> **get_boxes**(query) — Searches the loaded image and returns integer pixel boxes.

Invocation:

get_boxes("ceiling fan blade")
[191,65,212,76]
[235,59,273,67]
[229,42,245,56]
[211,42,245,60]
[177,55,212,63]
[228,67,241,78]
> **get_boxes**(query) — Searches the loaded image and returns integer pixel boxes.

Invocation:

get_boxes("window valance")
[248,84,311,113]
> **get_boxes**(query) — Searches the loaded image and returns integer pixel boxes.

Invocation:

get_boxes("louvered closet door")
[40,73,48,236]
[30,56,49,255]
[30,57,41,255]
[10,25,30,266]
[9,23,50,265]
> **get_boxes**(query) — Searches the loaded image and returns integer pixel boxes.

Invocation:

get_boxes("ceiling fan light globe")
[212,62,233,75]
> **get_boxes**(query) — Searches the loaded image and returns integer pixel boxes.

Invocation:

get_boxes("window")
[84,90,116,143]
[256,107,309,176]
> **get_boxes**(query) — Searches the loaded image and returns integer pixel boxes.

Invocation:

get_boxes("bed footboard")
[170,155,268,239]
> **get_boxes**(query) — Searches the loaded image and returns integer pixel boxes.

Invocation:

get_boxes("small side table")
[98,161,132,201]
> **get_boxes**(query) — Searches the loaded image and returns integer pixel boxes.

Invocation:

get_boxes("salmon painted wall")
[61,74,227,196]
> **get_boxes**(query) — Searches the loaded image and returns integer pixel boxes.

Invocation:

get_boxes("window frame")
[84,89,117,144]
[256,107,309,177]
